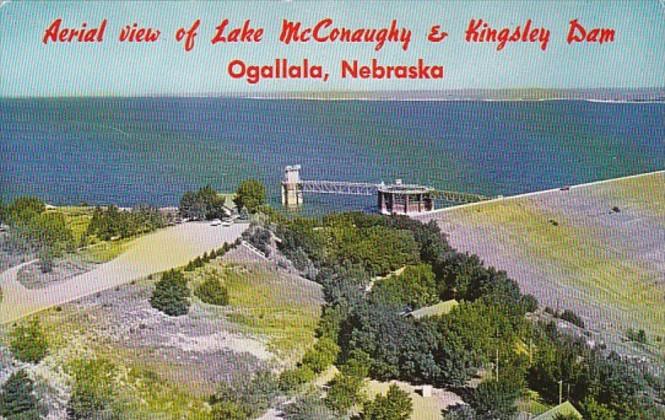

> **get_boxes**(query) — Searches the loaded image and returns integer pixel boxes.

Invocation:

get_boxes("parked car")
[211,219,222,226]
[221,220,233,227]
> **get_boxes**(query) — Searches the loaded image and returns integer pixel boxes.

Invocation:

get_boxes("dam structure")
[281,165,489,215]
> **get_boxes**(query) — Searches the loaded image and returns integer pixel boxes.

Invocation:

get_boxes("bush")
[9,319,48,363]
[626,328,648,344]
[282,392,335,420]
[0,370,40,418]
[195,271,229,306]
[210,400,249,420]
[211,371,279,419]
[150,270,191,316]
[361,383,413,420]
[66,358,116,419]
[279,366,316,392]
[560,309,585,329]
[301,337,339,374]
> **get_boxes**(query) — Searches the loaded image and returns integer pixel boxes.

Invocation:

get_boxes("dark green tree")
[234,179,266,213]
[469,378,522,420]
[282,392,335,420]
[150,270,191,316]
[0,370,39,418]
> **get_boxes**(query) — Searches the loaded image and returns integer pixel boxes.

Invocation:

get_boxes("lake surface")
[1,98,663,213]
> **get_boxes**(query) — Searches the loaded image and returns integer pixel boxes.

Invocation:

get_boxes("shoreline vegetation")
[0,175,663,419]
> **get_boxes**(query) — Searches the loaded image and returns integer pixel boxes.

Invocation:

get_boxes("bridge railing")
[298,179,490,204]
[300,180,378,196]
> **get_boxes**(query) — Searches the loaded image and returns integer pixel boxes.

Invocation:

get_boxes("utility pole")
[558,380,563,405]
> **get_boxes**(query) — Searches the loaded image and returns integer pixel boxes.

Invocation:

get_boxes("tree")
[150,270,191,316]
[9,319,48,363]
[0,370,39,418]
[361,384,413,420]
[282,392,335,420]
[234,179,266,213]
[371,264,438,309]
[324,372,366,416]
[469,378,522,420]
[211,371,279,419]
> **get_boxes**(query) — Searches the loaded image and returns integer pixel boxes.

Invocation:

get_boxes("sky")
[0,0,663,97]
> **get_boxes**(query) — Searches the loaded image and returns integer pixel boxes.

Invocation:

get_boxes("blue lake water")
[1,98,663,213]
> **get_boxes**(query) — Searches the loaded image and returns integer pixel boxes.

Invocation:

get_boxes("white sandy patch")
[166,331,274,361]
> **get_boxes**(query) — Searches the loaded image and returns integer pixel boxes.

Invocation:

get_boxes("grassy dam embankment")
[420,171,665,355]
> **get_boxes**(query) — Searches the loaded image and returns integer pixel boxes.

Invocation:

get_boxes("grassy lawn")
[78,238,134,263]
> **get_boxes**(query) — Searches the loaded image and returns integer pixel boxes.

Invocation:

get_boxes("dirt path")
[0,222,248,324]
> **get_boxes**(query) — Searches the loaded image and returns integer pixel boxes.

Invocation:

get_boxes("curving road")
[0,222,247,324]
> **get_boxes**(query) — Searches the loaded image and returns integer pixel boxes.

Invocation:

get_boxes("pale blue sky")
[1,1,663,97]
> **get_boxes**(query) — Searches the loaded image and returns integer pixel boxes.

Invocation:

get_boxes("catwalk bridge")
[281,165,491,215]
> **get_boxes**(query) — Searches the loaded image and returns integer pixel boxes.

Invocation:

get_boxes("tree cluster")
[179,185,229,220]
[270,211,662,419]
[233,179,267,213]
[86,204,165,241]
[2,196,75,272]
[209,371,279,420]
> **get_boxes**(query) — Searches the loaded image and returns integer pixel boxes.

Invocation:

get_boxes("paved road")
[0,222,247,324]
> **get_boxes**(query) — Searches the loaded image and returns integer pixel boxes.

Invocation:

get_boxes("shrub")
[520,294,539,313]
[560,309,585,329]
[301,337,339,374]
[279,366,315,392]
[150,269,190,316]
[0,370,39,418]
[210,400,249,420]
[9,319,48,363]
[282,392,335,420]
[195,271,229,306]
[211,371,279,419]
[626,328,648,344]
[66,358,116,419]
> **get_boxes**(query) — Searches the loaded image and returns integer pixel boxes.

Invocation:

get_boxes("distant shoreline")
[2,87,664,102]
